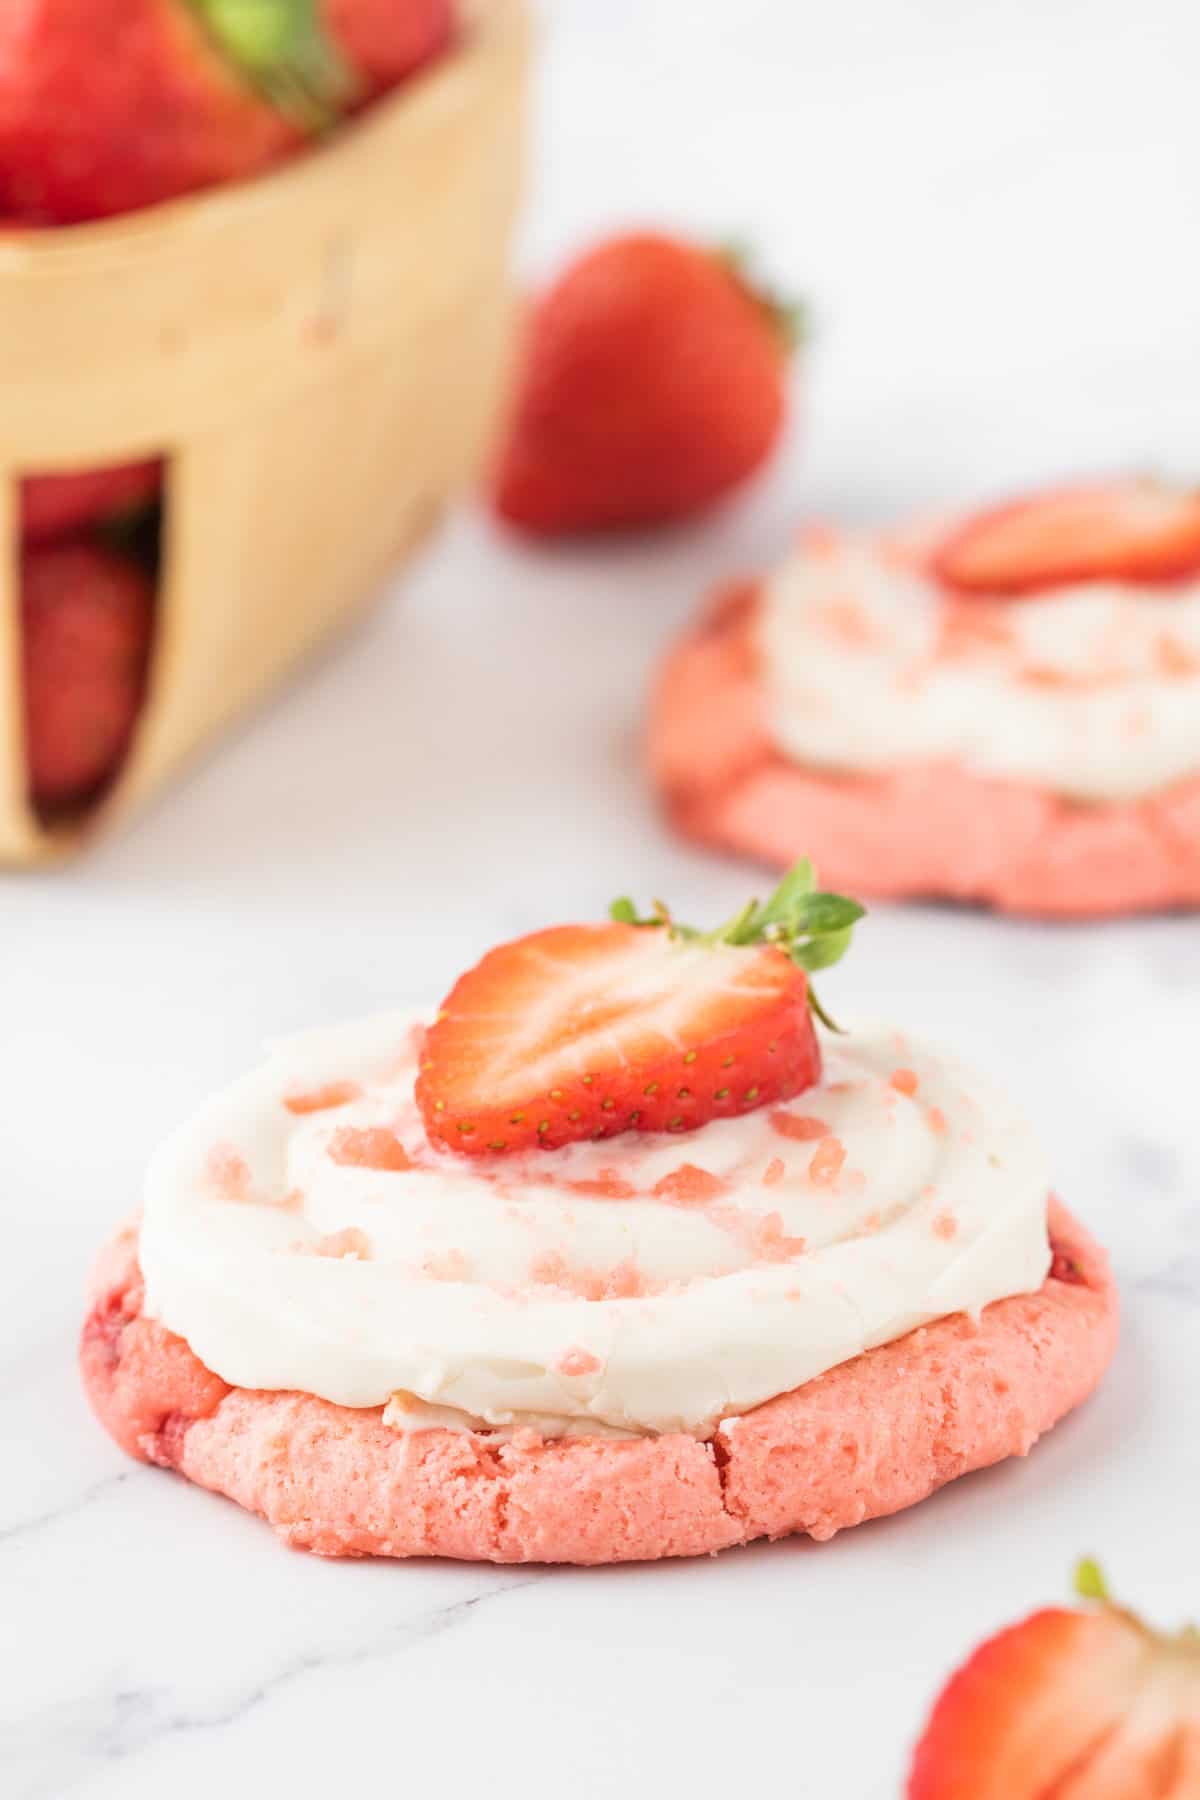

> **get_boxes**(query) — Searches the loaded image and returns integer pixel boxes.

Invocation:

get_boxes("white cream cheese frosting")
[756,534,1200,802]
[138,1010,1052,1440]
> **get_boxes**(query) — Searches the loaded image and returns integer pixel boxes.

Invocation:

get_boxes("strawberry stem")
[714,240,808,352]
[187,0,357,131]
[610,860,864,1031]
[1075,1558,1112,1605]
[1071,1559,1200,1653]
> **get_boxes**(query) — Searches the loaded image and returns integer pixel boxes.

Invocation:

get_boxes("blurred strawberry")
[196,0,455,119]
[0,0,308,224]
[0,0,454,226]
[908,1562,1200,1798]
[934,478,1200,596]
[21,541,154,808]
[21,462,163,545]
[322,0,453,91]
[492,231,800,536]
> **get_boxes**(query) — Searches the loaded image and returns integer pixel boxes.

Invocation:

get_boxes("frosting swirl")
[139,1011,1051,1438]
[757,533,1200,801]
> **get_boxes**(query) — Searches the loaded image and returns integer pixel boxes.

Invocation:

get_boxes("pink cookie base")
[80,1201,1117,1565]
[649,583,1200,918]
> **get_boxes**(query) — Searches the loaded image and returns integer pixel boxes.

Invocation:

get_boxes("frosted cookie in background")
[651,480,1200,917]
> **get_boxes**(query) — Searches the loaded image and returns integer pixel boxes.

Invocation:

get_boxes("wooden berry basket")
[0,0,529,865]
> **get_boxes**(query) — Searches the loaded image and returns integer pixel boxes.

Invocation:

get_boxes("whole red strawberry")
[909,1561,1200,1797]
[492,232,799,536]
[417,861,861,1156]
[21,541,154,808]
[21,462,163,545]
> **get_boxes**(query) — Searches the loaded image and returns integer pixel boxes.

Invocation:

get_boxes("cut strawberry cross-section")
[934,478,1200,596]
[416,860,864,1157]
[908,1560,1200,1797]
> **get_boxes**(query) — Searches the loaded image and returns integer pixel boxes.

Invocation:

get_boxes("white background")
[3,2,1199,1795]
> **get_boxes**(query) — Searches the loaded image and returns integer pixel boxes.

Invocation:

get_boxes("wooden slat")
[0,0,529,864]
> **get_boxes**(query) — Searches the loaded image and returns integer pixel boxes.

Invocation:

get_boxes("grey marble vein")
[5,1573,546,1800]
[0,1473,133,1549]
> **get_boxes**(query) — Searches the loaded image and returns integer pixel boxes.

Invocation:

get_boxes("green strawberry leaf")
[791,923,857,974]
[737,857,816,936]
[795,892,864,935]
[609,858,864,1031]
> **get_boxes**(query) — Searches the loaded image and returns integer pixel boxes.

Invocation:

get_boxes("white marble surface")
[4,2,1200,1795]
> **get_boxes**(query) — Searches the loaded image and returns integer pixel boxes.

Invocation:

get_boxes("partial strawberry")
[321,0,453,92]
[200,0,452,115]
[492,231,800,536]
[0,0,459,226]
[21,462,163,546]
[908,1561,1200,1798]
[416,860,863,1156]
[934,478,1200,597]
[0,0,309,224]
[21,541,155,809]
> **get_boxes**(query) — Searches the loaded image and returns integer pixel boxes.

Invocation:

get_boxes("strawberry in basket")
[21,464,164,546]
[0,0,455,225]
[21,540,155,811]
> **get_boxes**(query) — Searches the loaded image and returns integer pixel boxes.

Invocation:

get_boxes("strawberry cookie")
[651,479,1200,916]
[82,866,1117,1563]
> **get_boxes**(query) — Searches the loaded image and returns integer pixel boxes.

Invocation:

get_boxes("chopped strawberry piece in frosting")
[770,1110,831,1141]
[652,1164,729,1203]
[284,1081,362,1116]
[327,1127,413,1171]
